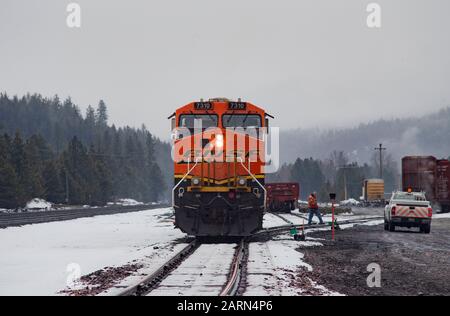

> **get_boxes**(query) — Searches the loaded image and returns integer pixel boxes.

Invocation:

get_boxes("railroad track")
[0,204,169,229]
[252,215,384,240]
[118,240,201,296]
[116,215,384,296]
[117,239,249,296]
[267,212,295,225]
[288,212,309,221]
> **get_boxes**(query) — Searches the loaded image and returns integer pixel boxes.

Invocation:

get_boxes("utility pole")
[338,164,359,200]
[374,143,386,179]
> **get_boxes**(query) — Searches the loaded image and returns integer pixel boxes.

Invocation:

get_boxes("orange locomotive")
[169,98,271,236]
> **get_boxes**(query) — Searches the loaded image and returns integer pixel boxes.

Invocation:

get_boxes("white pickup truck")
[384,191,432,234]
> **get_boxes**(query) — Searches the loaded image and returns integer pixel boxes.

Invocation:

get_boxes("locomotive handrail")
[237,157,267,210]
[172,158,201,207]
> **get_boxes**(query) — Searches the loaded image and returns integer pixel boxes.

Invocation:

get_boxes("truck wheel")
[423,224,431,234]
[389,222,395,232]
[384,220,388,231]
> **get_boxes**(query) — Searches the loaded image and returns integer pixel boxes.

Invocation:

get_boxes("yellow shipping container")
[363,179,385,201]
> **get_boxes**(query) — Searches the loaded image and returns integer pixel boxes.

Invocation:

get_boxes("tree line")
[267,150,399,201]
[0,93,168,209]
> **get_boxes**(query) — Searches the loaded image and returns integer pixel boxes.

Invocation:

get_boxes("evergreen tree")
[43,160,65,204]
[96,100,108,125]
[0,159,20,209]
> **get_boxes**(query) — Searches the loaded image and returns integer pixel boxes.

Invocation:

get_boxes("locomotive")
[169,98,271,236]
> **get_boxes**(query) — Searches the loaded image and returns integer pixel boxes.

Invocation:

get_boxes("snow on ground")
[148,244,236,296]
[263,212,290,228]
[340,198,361,206]
[25,198,52,210]
[0,207,184,296]
[434,213,450,219]
[107,199,144,206]
[244,237,342,296]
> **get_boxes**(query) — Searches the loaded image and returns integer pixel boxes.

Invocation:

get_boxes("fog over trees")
[1,92,448,208]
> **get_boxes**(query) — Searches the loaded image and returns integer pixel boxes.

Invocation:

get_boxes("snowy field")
[0,207,184,296]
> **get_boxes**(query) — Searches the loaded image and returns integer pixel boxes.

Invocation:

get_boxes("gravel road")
[299,218,450,296]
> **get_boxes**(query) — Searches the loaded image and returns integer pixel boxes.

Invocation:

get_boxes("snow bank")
[107,199,144,206]
[340,198,361,206]
[434,213,450,219]
[25,198,52,211]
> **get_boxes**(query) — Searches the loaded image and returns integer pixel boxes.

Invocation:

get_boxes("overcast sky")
[1,0,450,139]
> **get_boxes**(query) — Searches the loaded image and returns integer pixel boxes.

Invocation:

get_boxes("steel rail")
[219,240,248,296]
[117,240,200,296]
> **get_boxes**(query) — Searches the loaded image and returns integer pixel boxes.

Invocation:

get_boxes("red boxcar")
[266,183,299,213]
[402,156,437,202]
[437,160,450,211]
[402,156,450,212]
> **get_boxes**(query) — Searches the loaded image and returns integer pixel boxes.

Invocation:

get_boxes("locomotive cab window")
[222,114,262,128]
[178,114,218,129]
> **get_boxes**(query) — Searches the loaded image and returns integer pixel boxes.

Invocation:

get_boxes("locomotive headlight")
[215,134,224,149]
[192,177,201,186]
[237,177,247,186]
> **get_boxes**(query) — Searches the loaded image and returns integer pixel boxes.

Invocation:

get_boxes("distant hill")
[279,107,450,164]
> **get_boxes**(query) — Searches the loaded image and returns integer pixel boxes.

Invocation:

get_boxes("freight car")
[266,183,299,212]
[361,179,385,206]
[169,98,271,236]
[436,159,450,211]
[402,156,450,212]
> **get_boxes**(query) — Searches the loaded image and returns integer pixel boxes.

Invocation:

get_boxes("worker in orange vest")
[307,192,324,225]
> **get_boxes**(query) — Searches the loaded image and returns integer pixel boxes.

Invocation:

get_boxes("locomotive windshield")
[222,114,262,128]
[179,114,218,129]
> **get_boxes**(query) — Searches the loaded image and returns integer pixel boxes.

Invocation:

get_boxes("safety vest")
[308,195,318,209]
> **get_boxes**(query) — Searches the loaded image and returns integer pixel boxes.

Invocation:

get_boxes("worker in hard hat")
[307,192,324,225]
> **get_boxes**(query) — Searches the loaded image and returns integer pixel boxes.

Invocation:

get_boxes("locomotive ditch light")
[237,177,247,187]
[192,177,201,186]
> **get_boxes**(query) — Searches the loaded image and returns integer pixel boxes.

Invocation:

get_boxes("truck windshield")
[179,114,218,129]
[222,114,262,128]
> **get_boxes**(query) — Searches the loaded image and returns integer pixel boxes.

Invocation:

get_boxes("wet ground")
[300,218,450,296]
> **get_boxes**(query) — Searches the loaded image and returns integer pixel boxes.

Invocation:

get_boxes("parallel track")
[0,204,169,229]
[267,212,295,225]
